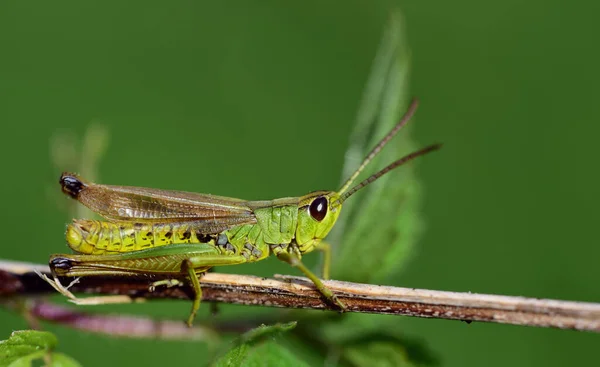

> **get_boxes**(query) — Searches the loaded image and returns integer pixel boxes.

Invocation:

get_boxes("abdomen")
[66,219,216,255]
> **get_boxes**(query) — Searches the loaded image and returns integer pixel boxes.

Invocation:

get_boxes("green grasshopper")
[42,99,440,326]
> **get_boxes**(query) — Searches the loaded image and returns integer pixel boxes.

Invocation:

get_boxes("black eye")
[309,196,328,222]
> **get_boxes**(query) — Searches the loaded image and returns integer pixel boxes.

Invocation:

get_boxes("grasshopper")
[42,99,440,326]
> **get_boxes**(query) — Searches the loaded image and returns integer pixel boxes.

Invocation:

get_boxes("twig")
[1,260,599,332]
[8,299,219,342]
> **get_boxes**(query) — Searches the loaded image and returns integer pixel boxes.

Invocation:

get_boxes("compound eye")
[309,196,328,222]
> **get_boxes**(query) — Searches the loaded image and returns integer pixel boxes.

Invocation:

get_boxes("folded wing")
[60,173,257,232]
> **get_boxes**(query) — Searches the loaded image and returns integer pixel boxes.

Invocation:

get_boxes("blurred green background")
[1,0,599,366]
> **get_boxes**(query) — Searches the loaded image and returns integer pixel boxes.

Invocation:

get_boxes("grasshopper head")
[295,191,343,253]
[295,99,441,254]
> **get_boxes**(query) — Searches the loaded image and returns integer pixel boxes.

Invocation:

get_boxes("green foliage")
[343,340,421,367]
[212,322,308,367]
[280,11,436,366]
[340,333,438,367]
[279,315,437,367]
[0,330,80,367]
[330,12,424,285]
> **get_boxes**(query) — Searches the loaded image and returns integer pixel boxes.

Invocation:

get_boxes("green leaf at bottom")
[0,330,80,367]
[213,322,308,367]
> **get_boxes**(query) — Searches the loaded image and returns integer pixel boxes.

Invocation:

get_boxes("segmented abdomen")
[66,219,215,255]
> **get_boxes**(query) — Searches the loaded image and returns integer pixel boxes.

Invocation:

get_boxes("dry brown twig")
[1,259,598,333]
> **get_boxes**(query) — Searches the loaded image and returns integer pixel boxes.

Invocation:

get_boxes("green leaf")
[0,330,81,367]
[330,11,425,284]
[342,333,438,367]
[299,11,437,364]
[0,330,56,367]
[285,313,438,367]
[48,353,82,367]
[213,322,308,367]
[344,340,424,367]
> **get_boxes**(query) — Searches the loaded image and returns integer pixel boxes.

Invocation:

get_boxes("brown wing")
[60,173,257,229]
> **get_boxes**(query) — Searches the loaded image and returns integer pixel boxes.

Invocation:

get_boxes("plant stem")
[1,260,598,332]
